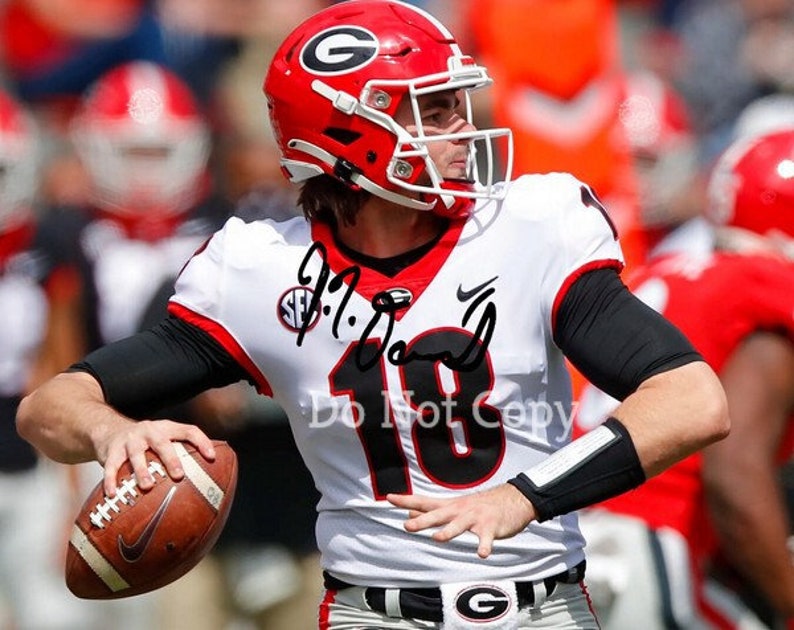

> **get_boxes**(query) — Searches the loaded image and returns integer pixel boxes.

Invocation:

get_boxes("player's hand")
[96,419,216,497]
[387,484,537,558]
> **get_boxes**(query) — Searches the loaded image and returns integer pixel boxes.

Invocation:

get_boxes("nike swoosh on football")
[118,485,177,563]
[457,275,498,302]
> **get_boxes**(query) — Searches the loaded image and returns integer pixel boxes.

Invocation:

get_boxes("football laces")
[89,461,167,529]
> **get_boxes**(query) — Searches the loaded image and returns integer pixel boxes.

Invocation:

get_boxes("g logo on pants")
[455,586,511,621]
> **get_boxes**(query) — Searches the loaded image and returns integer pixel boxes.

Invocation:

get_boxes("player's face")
[396,89,475,181]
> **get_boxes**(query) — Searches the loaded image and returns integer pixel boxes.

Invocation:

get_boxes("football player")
[17,2,729,628]
[30,61,234,629]
[576,127,794,629]
[617,70,704,255]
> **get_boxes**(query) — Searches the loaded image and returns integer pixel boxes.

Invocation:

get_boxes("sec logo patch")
[278,287,321,332]
[300,26,379,75]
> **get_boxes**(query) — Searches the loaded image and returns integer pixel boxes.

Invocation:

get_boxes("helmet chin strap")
[350,169,436,210]
[286,139,435,211]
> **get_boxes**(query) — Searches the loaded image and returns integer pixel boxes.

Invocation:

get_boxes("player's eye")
[422,110,444,126]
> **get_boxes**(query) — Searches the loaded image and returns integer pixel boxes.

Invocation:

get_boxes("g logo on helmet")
[454,585,512,622]
[300,26,379,75]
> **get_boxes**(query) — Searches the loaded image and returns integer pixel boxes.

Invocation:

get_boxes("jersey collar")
[310,218,466,318]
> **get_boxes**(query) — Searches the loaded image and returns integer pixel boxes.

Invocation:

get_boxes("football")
[65,440,237,599]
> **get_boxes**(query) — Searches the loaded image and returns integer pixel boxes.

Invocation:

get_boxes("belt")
[323,560,586,623]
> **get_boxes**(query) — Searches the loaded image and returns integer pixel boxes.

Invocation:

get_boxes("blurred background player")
[0,88,91,629]
[616,70,705,258]
[30,60,234,629]
[699,126,794,629]
[33,60,228,373]
[575,126,794,629]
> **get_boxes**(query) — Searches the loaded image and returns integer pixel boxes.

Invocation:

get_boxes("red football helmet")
[706,127,794,249]
[0,90,38,233]
[263,0,513,218]
[71,61,210,219]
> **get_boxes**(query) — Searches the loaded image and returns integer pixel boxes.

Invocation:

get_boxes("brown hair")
[297,175,370,227]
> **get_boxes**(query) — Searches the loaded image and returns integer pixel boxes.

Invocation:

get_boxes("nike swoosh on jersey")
[118,485,177,563]
[456,275,498,302]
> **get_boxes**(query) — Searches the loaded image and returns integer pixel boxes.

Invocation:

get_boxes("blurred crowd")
[0,0,793,628]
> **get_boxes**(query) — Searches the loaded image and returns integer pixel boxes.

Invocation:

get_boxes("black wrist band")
[508,417,646,522]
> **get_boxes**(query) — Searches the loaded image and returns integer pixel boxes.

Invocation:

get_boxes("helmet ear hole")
[323,128,362,145]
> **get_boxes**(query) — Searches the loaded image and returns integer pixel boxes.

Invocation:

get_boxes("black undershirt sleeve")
[69,316,251,419]
[554,267,702,401]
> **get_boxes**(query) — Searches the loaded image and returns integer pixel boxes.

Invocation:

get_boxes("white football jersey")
[78,218,217,343]
[0,262,47,396]
[169,173,624,587]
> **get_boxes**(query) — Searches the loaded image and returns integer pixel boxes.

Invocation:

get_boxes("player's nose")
[449,115,476,142]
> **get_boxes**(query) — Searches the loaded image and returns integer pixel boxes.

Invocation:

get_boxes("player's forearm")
[613,361,729,477]
[705,331,794,615]
[507,361,728,523]
[706,469,794,617]
[16,371,134,464]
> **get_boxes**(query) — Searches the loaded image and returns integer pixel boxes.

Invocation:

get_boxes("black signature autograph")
[296,242,496,372]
